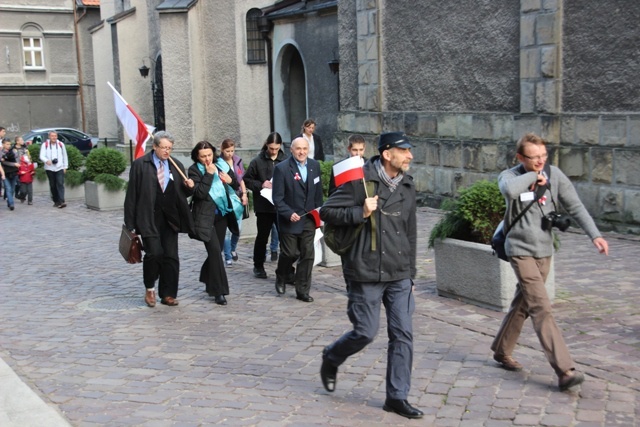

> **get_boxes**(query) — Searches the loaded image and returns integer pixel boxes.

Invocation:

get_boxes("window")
[23,37,44,69]
[246,9,266,64]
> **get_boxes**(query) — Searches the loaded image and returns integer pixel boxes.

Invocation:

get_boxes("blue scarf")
[197,161,232,215]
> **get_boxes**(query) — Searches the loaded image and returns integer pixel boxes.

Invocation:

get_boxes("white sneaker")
[225,260,233,266]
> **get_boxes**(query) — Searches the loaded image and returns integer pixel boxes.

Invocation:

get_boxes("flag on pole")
[333,156,365,187]
[107,82,154,159]
[308,207,323,228]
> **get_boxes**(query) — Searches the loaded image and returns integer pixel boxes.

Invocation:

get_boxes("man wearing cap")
[319,131,422,419]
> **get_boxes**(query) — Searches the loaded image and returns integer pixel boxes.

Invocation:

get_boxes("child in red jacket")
[17,152,35,205]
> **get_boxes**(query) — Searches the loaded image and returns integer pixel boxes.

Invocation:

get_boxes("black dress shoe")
[253,267,267,279]
[320,347,337,392]
[214,295,227,305]
[275,277,286,295]
[382,399,424,419]
[296,294,314,302]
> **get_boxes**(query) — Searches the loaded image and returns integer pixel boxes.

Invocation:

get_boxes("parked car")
[22,128,97,155]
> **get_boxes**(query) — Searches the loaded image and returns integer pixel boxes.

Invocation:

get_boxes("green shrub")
[66,145,85,171]
[428,180,505,247]
[28,144,43,168]
[318,160,334,200]
[85,147,127,181]
[94,173,127,192]
[65,169,86,188]
[35,166,47,182]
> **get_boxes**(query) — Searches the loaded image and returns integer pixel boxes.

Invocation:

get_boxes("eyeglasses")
[521,153,548,161]
[157,146,173,152]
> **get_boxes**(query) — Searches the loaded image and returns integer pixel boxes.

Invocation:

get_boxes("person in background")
[188,141,236,305]
[319,131,423,419]
[243,132,287,279]
[39,131,69,209]
[220,138,248,266]
[17,145,35,205]
[490,132,609,391]
[294,118,325,162]
[329,134,366,196]
[272,137,323,302]
[269,224,279,262]
[124,131,195,308]
[1,138,19,210]
[13,136,29,203]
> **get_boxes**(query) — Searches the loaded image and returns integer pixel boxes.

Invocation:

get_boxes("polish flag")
[308,208,322,228]
[333,156,365,187]
[108,82,154,159]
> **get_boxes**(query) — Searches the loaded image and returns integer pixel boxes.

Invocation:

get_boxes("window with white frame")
[23,37,44,69]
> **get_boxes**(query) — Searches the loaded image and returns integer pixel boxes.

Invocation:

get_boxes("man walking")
[124,131,195,308]
[491,132,609,391]
[39,131,69,208]
[272,137,323,302]
[319,131,423,419]
[328,134,366,196]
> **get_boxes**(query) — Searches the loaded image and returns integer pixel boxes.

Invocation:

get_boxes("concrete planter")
[433,238,555,312]
[33,179,49,195]
[320,238,341,267]
[239,211,257,240]
[32,179,84,200]
[84,181,126,211]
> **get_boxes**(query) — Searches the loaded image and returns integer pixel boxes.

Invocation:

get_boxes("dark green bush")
[93,173,127,192]
[429,180,505,247]
[35,166,47,182]
[65,169,85,188]
[318,160,334,200]
[28,144,43,168]
[66,145,84,171]
[85,147,127,181]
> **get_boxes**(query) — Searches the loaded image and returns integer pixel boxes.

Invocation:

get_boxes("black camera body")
[541,212,571,232]
[52,158,58,165]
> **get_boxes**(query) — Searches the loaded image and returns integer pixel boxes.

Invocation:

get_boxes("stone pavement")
[0,194,639,426]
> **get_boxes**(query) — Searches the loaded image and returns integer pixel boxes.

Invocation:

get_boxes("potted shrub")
[428,179,554,312]
[28,143,49,195]
[84,147,127,211]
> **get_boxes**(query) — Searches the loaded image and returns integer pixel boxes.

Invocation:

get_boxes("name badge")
[520,191,534,202]
[314,176,320,184]
[169,173,174,181]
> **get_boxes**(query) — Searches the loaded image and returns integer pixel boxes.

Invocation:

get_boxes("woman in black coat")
[188,141,237,305]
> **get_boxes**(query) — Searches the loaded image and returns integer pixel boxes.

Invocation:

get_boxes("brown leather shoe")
[144,289,156,307]
[558,369,585,391]
[161,296,179,306]
[493,353,523,371]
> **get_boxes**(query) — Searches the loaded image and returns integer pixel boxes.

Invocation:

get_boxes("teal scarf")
[197,159,244,219]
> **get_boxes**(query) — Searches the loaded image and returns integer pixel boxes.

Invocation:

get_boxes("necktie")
[157,162,165,192]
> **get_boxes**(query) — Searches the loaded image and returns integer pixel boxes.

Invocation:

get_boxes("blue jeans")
[270,223,279,252]
[223,217,242,261]
[3,175,18,207]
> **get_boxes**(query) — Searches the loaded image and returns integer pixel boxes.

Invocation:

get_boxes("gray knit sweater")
[500,164,601,258]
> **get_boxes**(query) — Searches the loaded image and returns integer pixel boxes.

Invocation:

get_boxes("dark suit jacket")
[294,133,324,162]
[124,151,194,237]
[272,155,323,235]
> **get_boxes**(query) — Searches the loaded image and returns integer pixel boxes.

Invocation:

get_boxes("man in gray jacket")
[491,132,609,391]
[319,132,422,419]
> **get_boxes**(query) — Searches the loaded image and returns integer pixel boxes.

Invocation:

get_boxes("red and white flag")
[308,207,323,228]
[333,155,365,187]
[108,82,154,159]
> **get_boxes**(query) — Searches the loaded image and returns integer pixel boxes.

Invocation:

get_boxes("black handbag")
[242,204,250,220]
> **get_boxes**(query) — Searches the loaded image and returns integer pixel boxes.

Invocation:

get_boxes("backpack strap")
[366,181,377,251]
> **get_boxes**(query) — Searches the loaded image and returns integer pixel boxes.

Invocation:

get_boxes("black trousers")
[46,169,65,204]
[200,213,230,297]
[276,216,316,296]
[253,212,278,268]
[141,214,179,299]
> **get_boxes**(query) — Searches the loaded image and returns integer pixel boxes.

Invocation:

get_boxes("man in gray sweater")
[491,132,609,391]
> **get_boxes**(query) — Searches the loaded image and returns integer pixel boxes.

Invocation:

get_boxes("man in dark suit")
[124,131,195,308]
[272,137,323,302]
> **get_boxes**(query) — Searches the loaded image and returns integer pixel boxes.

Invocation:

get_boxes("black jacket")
[243,147,287,214]
[320,157,416,282]
[272,155,323,235]
[1,148,18,177]
[124,151,194,237]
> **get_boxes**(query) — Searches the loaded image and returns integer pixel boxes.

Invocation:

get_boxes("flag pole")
[362,177,370,198]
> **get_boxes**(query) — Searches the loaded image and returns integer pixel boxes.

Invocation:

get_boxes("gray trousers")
[324,278,415,400]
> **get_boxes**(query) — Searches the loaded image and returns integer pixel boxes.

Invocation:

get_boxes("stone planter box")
[433,238,555,312]
[320,237,341,267]
[239,211,257,240]
[84,181,126,211]
[32,179,84,200]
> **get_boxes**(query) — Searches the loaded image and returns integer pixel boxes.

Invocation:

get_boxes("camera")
[52,158,58,165]
[541,212,571,232]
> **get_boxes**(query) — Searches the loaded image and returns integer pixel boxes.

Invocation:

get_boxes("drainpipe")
[258,16,274,132]
[73,1,88,132]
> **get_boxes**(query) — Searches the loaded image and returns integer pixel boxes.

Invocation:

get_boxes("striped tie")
[157,162,165,192]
